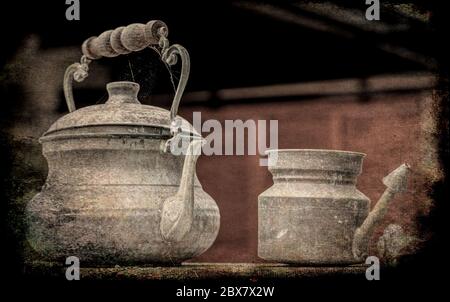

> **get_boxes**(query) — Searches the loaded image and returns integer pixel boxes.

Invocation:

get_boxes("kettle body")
[26,82,220,265]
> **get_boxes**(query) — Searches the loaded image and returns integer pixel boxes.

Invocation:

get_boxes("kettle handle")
[63,20,189,126]
[81,21,168,60]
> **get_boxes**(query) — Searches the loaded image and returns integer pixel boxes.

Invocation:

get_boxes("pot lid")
[41,81,199,141]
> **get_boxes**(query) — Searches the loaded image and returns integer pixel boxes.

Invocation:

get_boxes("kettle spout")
[352,163,410,260]
[160,138,204,242]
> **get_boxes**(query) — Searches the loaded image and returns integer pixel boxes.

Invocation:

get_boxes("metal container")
[258,149,409,265]
[26,21,220,265]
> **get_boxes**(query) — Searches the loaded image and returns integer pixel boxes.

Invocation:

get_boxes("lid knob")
[106,81,140,105]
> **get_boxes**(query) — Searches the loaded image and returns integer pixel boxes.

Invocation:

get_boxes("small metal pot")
[258,149,409,265]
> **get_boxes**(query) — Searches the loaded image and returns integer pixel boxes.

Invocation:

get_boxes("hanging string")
[150,45,177,94]
[128,58,135,82]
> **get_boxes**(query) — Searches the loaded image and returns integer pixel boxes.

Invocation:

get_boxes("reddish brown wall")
[179,92,433,262]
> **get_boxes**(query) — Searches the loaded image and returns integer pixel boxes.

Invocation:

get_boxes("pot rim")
[265,148,366,157]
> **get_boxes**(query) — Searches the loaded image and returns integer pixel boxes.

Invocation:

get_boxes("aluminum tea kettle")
[26,21,220,265]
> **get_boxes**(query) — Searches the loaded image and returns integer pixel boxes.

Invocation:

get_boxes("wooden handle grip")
[81,20,168,60]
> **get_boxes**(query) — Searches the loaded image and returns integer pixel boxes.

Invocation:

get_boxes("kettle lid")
[41,81,199,142]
